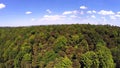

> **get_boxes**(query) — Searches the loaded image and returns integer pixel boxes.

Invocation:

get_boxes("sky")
[0,0,120,26]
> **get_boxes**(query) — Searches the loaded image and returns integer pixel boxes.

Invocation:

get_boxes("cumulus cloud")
[92,10,97,13]
[91,15,96,18]
[37,15,75,25]
[25,11,32,14]
[63,11,72,15]
[117,12,120,14]
[98,10,115,15]
[87,11,92,14]
[31,18,35,21]
[110,16,116,20]
[46,9,52,13]
[63,10,78,15]
[80,6,87,9]
[87,10,96,14]
[101,17,107,21]
[40,15,66,21]
[70,15,77,18]
[0,3,6,9]
[80,11,84,15]
[116,15,120,17]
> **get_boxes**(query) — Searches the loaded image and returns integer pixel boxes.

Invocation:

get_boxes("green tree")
[21,42,32,53]
[54,56,72,68]
[95,44,115,68]
[79,39,89,53]
[23,53,32,62]
[111,45,120,68]
[80,51,99,68]
[14,51,25,68]
[0,63,5,68]
[54,36,67,52]
[42,50,58,65]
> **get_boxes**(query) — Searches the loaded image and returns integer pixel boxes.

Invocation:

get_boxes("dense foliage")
[0,24,120,68]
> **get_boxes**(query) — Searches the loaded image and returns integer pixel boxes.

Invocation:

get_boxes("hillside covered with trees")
[0,24,120,68]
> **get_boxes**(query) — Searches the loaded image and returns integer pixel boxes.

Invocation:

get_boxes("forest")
[0,24,120,68]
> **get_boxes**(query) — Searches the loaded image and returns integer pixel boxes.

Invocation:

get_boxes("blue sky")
[0,0,120,26]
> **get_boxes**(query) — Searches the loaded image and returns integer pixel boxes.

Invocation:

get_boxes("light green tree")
[54,56,72,68]
[95,43,115,68]
[80,51,99,68]
[54,36,67,52]
[23,53,32,62]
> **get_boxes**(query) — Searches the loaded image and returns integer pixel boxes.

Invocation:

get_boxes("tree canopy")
[0,24,120,68]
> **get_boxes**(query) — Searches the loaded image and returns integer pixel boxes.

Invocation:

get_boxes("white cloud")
[37,15,78,25]
[115,15,120,17]
[0,3,6,9]
[25,11,32,14]
[92,10,96,13]
[63,11,73,15]
[40,15,66,21]
[101,17,107,21]
[101,17,108,24]
[117,12,120,14]
[31,18,35,21]
[72,10,78,14]
[91,15,96,18]
[98,10,115,15]
[46,9,52,13]
[87,10,96,14]
[63,10,78,15]
[87,11,92,14]
[70,15,77,18]
[80,11,84,15]
[80,6,87,9]
[110,16,116,20]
